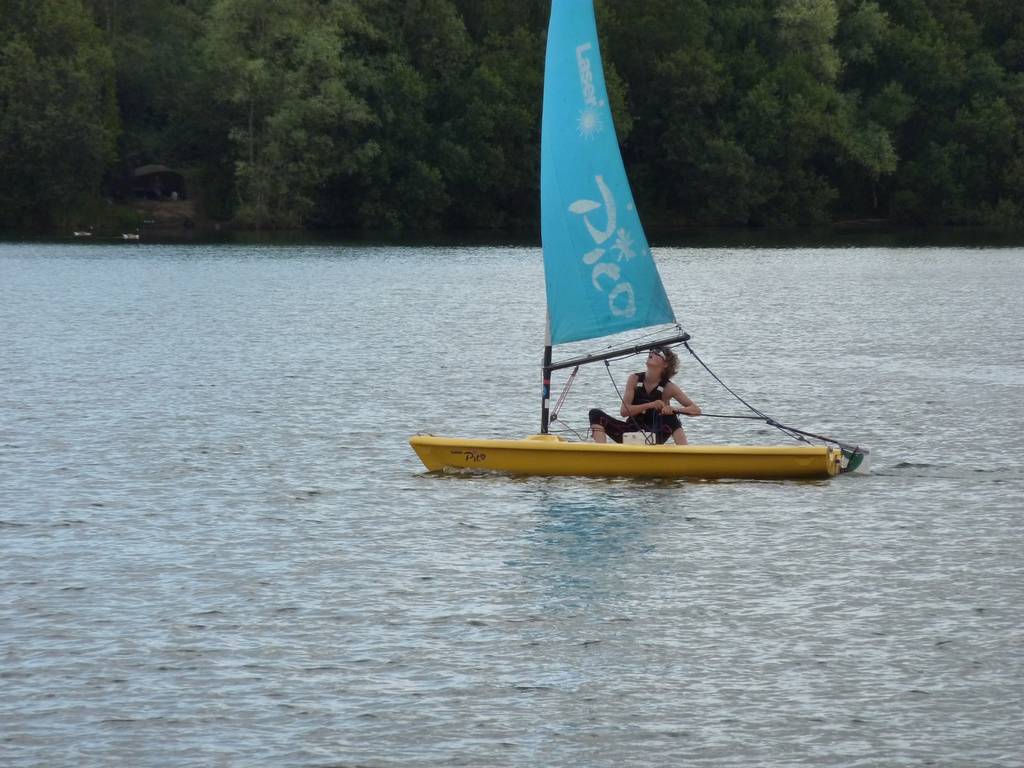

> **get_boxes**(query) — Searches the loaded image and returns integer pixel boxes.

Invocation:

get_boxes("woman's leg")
[655,416,685,445]
[589,408,627,443]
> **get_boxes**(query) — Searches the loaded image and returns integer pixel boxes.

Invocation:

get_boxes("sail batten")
[541,0,675,346]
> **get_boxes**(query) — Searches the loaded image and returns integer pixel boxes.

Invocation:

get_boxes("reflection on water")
[1,242,1022,767]
[522,498,652,607]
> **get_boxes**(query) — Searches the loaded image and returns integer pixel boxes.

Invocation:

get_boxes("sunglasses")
[648,349,667,361]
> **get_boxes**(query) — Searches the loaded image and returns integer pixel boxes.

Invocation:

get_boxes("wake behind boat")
[410,0,868,481]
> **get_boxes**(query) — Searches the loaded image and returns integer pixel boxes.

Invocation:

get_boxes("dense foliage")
[2,0,1022,230]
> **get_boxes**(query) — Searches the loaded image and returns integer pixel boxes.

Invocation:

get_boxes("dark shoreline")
[6,224,1024,249]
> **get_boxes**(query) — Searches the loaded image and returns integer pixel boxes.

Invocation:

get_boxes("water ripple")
[1,243,1022,766]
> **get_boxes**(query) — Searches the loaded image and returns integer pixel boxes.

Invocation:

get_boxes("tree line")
[1,0,1022,232]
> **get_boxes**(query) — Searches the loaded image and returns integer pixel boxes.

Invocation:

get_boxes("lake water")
[1,241,1022,767]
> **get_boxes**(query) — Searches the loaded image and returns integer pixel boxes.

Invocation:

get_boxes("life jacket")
[633,371,670,427]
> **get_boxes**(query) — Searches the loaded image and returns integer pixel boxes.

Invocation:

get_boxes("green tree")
[329,0,470,230]
[93,0,218,165]
[863,0,1024,224]
[0,0,118,228]
[829,2,904,215]
[454,0,547,42]
[5,0,1024,231]
[438,21,545,228]
[597,0,735,224]
[202,0,375,228]
[451,0,549,230]
[314,0,545,231]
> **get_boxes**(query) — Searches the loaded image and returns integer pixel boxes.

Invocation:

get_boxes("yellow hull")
[410,434,842,480]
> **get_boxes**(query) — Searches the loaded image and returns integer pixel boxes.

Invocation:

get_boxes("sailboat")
[410,0,868,480]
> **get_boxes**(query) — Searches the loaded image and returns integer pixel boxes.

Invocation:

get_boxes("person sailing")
[589,346,701,444]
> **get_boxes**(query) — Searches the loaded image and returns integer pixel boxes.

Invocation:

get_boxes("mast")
[541,313,552,434]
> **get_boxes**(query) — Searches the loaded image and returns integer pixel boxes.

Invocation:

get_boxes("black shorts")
[588,408,681,444]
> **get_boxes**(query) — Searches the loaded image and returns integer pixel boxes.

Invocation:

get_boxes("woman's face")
[646,350,667,375]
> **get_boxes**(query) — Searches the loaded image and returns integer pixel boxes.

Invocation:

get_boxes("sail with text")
[540,0,675,346]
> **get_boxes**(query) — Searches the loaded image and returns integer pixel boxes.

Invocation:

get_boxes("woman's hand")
[660,403,675,415]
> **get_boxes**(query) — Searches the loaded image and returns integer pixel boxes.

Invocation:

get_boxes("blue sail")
[541,0,675,346]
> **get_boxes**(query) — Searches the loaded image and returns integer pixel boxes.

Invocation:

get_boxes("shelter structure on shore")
[131,164,187,201]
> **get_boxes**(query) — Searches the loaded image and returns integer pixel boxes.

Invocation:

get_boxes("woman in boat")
[589,347,701,445]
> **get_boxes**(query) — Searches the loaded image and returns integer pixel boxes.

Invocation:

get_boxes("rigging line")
[759,422,863,454]
[584,323,686,356]
[549,365,579,422]
[624,323,685,344]
[699,413,771,420]
[604,360,649,435]
[683,341,810,444]
[549,417,589,442]
[683,344,861,451]
[701,410,859,452]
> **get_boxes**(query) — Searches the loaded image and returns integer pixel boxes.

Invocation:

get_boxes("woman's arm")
[664,382,701,416]
[619,374,638,418]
